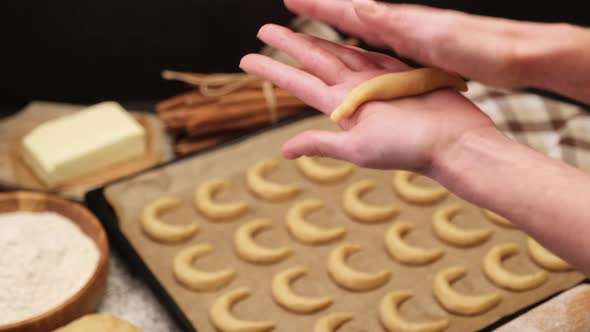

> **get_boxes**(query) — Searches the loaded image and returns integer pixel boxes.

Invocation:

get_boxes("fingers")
[258,24,350,85]
[239,54,332,112]
[284,0,386,47]
[299,35,380,71]
[281,130,354,160]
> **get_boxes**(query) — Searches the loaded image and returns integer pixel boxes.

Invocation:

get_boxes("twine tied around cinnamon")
[162,70,280,124]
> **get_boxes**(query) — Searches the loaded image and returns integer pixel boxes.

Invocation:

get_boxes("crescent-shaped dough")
[392,171,448,205]
[271,266,333,314]
[286,199,346,245]
[483,243,548,291]
[432,205,493,247]
[342,179,399,223]
[194,178,248,221]
[481,209,514,228]
[209,287,275,332]
[295,156,354,183]
[385,221,444,265]
[379,290,450,332]
[246,159,301,201]
[327,243,391,291]
[173,243,236,291]
[141,197,199,244]
[234,219,292,264]
[433,266,501,315]
[527,237,572,272]
[314,312,353,332]
[330,68,468,122]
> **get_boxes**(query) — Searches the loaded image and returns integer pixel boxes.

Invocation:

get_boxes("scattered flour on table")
[0,212,100,325]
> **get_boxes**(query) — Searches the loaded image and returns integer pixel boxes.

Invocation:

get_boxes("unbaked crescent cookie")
[173,243,236,291]
[327,243,391,291]
[342,179,399,223]
[392,171,448,205]
[481,209,514,228]
[314,312,353,332]
[234,219,292,264]
[379,290,450,332]
[141,197,199,244]
[432,205,493,247]
[483,243,548,291]
[271,266,333,314]
[194,178,248,221]
[385,221,444,265]
[246,159,301,201]
[295,156,354,183]
[209,287,275,332]
[330,68,468,122]
[433,266,501,315]
[527,237,572,272]
[286,199,346,245]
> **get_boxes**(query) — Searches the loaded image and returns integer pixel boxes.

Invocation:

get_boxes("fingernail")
[238,55,250,69]
[353,0,378,14]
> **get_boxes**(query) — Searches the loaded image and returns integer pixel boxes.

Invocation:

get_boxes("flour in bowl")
[0,211,100,325]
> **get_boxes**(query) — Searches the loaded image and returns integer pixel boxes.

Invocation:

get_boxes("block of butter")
[22,101,146,188]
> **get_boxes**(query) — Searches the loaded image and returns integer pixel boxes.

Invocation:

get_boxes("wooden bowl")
[0,191,109,332]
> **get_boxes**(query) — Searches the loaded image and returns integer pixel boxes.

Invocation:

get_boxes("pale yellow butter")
[22,101,146,187]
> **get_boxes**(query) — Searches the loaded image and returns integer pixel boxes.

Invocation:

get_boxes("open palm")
[240,24,496,172]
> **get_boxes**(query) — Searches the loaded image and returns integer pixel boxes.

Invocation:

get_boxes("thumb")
[352,0,425,60]
[352,0,390,26]
[352,0,381,17]
[281,130,355,161]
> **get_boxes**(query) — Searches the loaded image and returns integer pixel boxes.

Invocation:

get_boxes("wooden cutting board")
[0,101,174,201]
[493,283,590,331]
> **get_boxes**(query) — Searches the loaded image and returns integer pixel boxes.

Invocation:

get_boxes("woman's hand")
[240,24,495,173]
[284,0,590,104]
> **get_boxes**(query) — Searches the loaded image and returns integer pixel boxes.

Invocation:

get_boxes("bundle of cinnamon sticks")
[156,70,313,156]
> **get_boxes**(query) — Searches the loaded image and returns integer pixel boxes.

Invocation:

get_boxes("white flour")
[0,211,100,325]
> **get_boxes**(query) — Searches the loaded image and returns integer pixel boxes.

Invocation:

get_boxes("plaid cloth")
[463,82,590,171]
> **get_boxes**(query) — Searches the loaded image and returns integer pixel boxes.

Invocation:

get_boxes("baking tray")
[86,113,588,332]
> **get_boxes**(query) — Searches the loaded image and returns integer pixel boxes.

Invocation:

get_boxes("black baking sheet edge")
[86,186,197,332]
[85,111,589,332]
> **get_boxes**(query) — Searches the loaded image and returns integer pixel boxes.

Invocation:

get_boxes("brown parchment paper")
[104,115,585,332]
[0,101,174,201]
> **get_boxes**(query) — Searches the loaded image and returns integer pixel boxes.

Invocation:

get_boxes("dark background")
[2,1,589,112]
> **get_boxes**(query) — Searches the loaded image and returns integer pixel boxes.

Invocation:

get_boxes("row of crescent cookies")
[139,157,573,332]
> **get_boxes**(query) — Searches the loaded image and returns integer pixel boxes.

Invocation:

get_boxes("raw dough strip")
[209,287,275,332]
[481,209,514,228]
[295,156,354,183]
[141,197,199,244]
[286,199,346,245]
[527,237,572,272]
[433,266,501,315]
[246,159,302,201]
[314,312,354,332]
[194,178,248,221]
[173,243,236,291]
[392,171,448,205]
[342,179,399,223]
[483,243,548,291]
[432,205,493,247]
[327,243,391,291]
[234,219,292,264]
[330,68,468,122]
[271,266,333,314]
[385,221,444,265]
[379,290,450,332]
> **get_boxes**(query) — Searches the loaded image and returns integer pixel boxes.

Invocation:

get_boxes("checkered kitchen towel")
[463,82,590,171]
